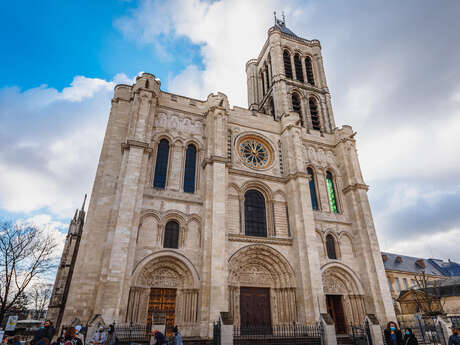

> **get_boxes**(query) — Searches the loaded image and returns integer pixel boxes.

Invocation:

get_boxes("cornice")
[343,183,369,194]
[202,155,228,168]
[143,188,203,205]
[228,233,293,246]
[228,168,287,183]
[121,139,153,153]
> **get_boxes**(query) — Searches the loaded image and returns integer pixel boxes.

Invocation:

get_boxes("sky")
[1,0,460,265]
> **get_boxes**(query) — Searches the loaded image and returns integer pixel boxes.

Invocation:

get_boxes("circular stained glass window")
[237,136,273,169]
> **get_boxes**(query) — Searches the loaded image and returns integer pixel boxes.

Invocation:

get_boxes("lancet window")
[326,234,338,259]
[153,139,170,189]
[326,171,339,213]
[164,220,179,249]
[244,189,267,237]
[305,56,315,85]
[283,50,293,79]
[183,144,197,193]
[307,167,319,210]
[309,98,321,131]
[294,54,304,82]
[292,93,303,127]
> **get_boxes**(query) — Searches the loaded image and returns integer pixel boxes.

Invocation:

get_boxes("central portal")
[147,288,176,336]
[326,294,347,334]
[240,287,271,328]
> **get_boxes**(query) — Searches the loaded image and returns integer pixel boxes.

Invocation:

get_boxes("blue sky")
[1,0,460,264]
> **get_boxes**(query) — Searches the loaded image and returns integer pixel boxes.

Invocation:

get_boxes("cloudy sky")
[1,0,460,263]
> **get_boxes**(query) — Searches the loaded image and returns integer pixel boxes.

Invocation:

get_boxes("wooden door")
[326,295,347,334]
[147,288,176,337]
[240,287,271,329]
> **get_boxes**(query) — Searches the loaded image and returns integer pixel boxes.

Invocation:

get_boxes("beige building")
[55,18,395,338]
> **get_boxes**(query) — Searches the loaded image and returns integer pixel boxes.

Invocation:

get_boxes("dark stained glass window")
[307,168,319,211]
[183,144,197,193]
[283,50,293,79]
[326,234,337,259]
[326,171,339,213]
[265,63,270,89]
[305,56,315,85]
[270,97,276,120]
[261,71,265,97]
[292,93,304,127]
[164,221,179,249]
[309,98,321,131]
[294,54,304,82]
[153,139,170,189]
[244,189,267,237]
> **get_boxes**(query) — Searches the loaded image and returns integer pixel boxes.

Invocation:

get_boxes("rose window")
[237,136,273,169]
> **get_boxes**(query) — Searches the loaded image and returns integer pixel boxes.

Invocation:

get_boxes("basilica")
[48,18,395,338]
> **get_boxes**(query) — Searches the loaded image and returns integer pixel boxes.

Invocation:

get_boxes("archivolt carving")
[228,245,296,288]
[305,146,336,167]
[136,256,194,289]
[321,265,363,295]
[156,113,203,135]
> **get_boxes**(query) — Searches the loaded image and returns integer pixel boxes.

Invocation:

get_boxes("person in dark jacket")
[33,320,56,345]
[10,336,21,345]
[403,328,419,345]
[448,327,460,345]
[59,327,83,345]
[152,331,166,345]
[384,321,403,345]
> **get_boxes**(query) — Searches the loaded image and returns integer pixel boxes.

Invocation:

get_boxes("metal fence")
[114,323,150,344]
[351,321,372,345]
[233,323,323,345]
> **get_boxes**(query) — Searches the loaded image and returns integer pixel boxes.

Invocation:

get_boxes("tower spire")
[81,193,87,211]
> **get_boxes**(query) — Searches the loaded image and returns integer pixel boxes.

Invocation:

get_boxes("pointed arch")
[305,56,315,85]
[309,97,321,131]
[183,143,197,193]
[291,92,303,127]
[307,167,319,210]
[326,234,338,259]
[326,170,339,213]
[283,50,293,79]
[244,189,267,237]
[294,53,304,82]
[153,138,170,189]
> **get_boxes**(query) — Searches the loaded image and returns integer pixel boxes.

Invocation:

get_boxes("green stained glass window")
[326,171,338,213]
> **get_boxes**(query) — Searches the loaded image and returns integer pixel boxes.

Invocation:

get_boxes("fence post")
[365,315,384,345]
[219,312,233,345]
[321,313,337,345]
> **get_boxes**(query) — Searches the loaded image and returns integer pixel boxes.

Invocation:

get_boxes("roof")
[428,258,460,277]
[274,19,299,38]
[381,252,444,276]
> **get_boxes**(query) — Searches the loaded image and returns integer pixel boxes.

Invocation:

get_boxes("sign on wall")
[5,315,18,331]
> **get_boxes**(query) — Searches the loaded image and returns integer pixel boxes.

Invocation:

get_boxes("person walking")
[172,326,183,345]
[104,325,117,345]
[384,322,403,345]
[59,327,83,345]
[33,321,56,345]
[89,327,106,345]
[448,327,460,345]
[403,328,418,345]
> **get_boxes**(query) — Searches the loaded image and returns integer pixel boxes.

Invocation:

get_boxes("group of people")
[151,326,182,345]
[384,321,460,345]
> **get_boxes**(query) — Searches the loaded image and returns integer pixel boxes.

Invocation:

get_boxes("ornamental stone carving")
[155,113,203,135]
[322,271,347,294]
[136,256,193,289]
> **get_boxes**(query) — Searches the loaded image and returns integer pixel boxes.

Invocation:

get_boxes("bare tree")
[412,271,445,316]
[29,283,52,320]
[0,220,57,324]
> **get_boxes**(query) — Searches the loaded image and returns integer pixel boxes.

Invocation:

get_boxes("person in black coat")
[33,321,56,345]
[403,328,419,345]
[384,321,404,345]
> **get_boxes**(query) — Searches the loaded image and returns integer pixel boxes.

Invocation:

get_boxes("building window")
[260,71,265,97]
[326,234,337,259]
[387,277,393,291]
[265,63,270,89]
[283,50,293,79]
[403,278,408,290]
[270,97,276,120]
[183,144,197,193]
[244,189,267,237]
[294,54,304,82]
[307,168,318,210]
[153,139,170,189]
[164,220,179,249]
[411,279,416,287]
[309,98,321,131]
[395,278,401,292]
[291,93,303,127]
[326,171,339,213]
[305,56,315,85]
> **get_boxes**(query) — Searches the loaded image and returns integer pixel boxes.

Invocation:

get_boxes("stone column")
[200,93,230,337]
[280,112,326,323]
[246,59,259,111]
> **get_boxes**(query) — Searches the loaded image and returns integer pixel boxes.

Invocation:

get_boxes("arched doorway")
[228,245,297,327]
[127,254,199,336]
[322,265,365,334]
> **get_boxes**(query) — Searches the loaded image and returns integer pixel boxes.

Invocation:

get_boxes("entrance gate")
[240,287,271,330]
[326,295,347,334]
[147,288,176,336]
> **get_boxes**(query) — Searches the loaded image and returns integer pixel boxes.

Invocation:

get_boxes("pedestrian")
[10,336,21,345]
[172,326,183,345]
[59,327,83,345]
[384,321,403,345]
[403,328,418,345]
[33,321,56,345]
[104,325,117,345]
[152,330,166,345]
[74,326,85,345]
[89,327,106,345]
[448,327,460,345]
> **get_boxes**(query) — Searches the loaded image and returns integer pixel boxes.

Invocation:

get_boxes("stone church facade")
[58,19,395,337]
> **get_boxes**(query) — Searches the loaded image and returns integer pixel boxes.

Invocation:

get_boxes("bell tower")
[246,14,336,134]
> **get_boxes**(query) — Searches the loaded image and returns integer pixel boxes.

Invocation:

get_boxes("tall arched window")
[307,168,318,210]
[183,144,197,193]
[260,71,265,97]
[265,63,270,89]
[292,93,304,127]
[153,139,170,189]
[244,189,267,237]
[309,98,321,131]
[270,97,276,120]
[294,54,304,82]
[326,171,339,213]
[326,234,337,259]
[164,220,179,249]
[305,56,315,85]
[283,50,293,79]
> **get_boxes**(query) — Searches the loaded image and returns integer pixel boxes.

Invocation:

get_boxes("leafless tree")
[0,220,57,324]
[29,283,53,320]
[412,271,445,316]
